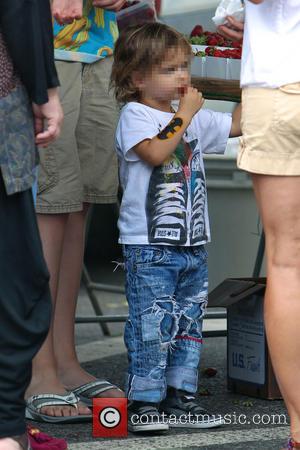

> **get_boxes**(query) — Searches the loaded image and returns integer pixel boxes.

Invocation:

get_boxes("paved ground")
[27,264,289,450]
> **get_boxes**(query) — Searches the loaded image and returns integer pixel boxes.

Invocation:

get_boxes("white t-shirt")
[241,0,300,88]
[116,102,232,246]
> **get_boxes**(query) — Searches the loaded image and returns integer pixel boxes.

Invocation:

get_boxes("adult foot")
[59,365,125,398]
[26,378,91,418]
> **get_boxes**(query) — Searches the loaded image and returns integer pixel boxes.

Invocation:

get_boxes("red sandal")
[283,438,300,449]
[27,426,67,450]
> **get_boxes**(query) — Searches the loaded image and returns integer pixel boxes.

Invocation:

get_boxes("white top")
[116,102,232,246]
[241,0,300,88]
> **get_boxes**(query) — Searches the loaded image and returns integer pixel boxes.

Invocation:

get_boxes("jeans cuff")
[166,367,198,393]
[126,374,167,403]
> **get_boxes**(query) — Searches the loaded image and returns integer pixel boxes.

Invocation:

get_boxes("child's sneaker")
[159,387,224,429]
[128,401,169,433]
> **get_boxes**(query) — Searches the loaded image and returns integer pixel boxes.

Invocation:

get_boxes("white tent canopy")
[160,0,219,16]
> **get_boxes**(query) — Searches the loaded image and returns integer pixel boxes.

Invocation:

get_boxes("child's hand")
[178,87,205,120]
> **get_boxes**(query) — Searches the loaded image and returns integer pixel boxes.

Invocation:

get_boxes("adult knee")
[268,233,300,270]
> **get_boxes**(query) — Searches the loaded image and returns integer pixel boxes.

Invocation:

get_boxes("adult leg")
[0,174,51,447]
[53,204,92,386]
[26,61,91,418]
[54,205,123,397]
[53,56,121,395]
[26,213,90,417]
[251,174,300,441]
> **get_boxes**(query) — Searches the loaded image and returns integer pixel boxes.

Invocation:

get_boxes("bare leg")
[26,213,91,417]
[54,204,123,397]
[252,174,300,441]
[0,439,22,450]
[54,205,90,384]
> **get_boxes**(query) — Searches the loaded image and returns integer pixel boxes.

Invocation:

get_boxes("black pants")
[0,173,51,437]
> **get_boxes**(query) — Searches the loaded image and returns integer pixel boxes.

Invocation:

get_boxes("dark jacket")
[0,0,59,104]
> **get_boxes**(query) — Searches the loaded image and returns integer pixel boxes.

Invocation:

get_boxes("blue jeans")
[123,244,208,403]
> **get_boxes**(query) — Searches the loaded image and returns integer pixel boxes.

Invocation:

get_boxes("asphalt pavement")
[27,265,289,450]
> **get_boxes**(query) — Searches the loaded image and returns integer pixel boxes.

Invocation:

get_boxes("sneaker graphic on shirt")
[190,150,207,245]
[146,141,189,245]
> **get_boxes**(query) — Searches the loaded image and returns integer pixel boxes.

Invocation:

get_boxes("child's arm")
[230,103,242,137]
[133,87,204,166]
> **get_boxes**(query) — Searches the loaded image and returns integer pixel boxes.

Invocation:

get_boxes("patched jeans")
[123,244,208,403]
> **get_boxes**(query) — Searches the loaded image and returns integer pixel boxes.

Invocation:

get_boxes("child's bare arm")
[230,103,242,137]
[133,88,204,166]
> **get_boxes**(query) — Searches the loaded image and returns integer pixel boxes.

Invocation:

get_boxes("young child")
[111,22,241,433]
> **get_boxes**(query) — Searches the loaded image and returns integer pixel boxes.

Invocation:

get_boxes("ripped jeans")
[123,244,208,403]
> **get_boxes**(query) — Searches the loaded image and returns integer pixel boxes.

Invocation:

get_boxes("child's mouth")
[178,86,187,96]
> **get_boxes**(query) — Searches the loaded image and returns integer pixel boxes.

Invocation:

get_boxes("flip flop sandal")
[25,392,91,424]
[71,380,123,407]
[27,426,67,450]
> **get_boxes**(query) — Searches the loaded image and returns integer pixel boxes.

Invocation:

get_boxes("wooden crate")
[192,77,241,103]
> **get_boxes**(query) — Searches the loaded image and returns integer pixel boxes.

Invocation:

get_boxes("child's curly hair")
[111,22,192,104]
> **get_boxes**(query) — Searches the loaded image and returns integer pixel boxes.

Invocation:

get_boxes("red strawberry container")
[117,0,157,30]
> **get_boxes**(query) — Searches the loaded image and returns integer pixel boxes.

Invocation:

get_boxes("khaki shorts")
[238,82,300,176]
[36,57,119,213]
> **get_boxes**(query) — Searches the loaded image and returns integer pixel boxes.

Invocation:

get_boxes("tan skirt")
[238,83,300,176]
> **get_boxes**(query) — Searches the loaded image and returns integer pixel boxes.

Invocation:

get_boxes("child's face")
[139,48,191,104]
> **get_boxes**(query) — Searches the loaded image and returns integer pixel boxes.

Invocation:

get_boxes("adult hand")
[218,16,244,41]
[52,0,83,25]
[92,0,126,12]
[32,88,64,148]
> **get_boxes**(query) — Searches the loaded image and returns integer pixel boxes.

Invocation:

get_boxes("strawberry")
[232,40,242,48]
[207,37,219,46]
[223,50,230,58]
[213,49,224,57]
[216,37,225,46]
[205,47,215,56]
[227,48,242,59]
[190,25,203,37]
[189,26,243,52]
[202,367,218,378]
